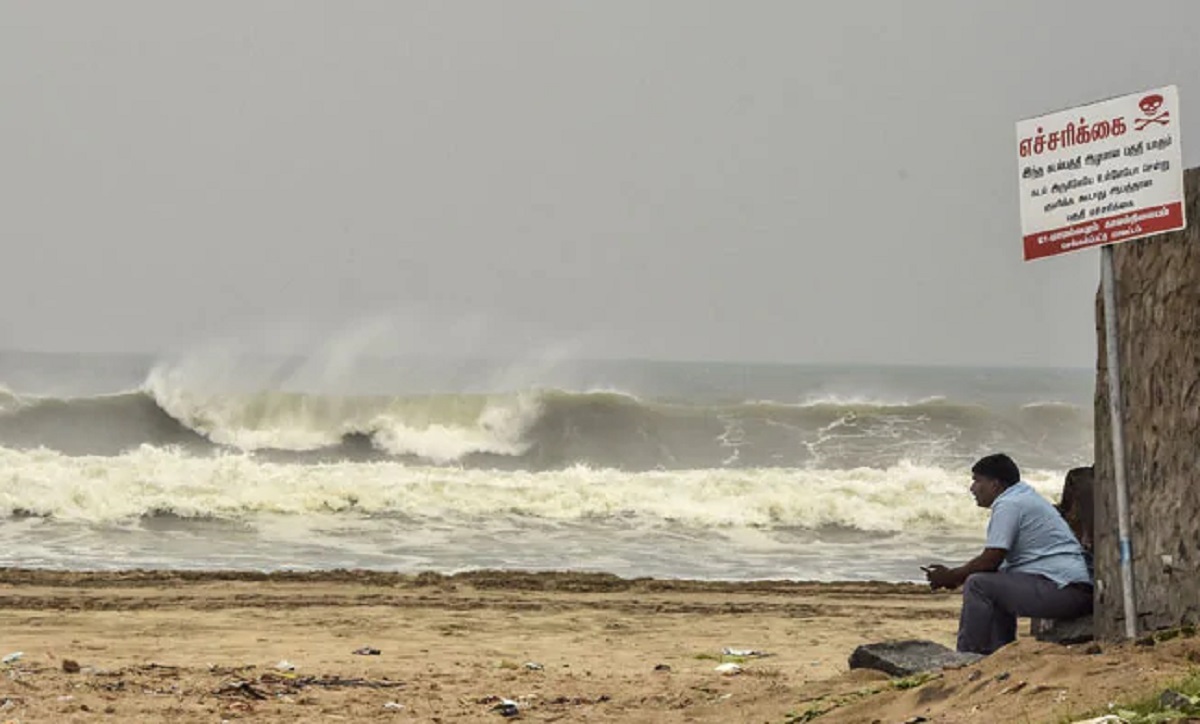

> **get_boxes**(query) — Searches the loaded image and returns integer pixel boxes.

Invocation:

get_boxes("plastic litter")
[352,647,381,656]
[275,660,296,671]
[721,647,771,658]
[523,661,544,671]
[492,698,520,717]
[1,653,22,665]
[714,662,743,675]
[382,701,405,710]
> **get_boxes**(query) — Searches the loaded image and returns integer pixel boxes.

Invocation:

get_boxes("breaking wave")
[0,368,1092,471]
[0,445,1073,534]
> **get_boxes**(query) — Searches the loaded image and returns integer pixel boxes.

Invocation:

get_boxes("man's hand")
[922,564,958,591]
[922,548,1006,591]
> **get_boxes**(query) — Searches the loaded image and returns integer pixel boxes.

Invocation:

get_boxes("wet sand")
[0,570,1194,722]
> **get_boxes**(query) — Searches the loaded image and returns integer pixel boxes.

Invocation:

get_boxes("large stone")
[848,640,982,677]
[1030,615,1095,645]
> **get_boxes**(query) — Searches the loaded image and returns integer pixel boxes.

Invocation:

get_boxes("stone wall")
[1093,166,1200,638]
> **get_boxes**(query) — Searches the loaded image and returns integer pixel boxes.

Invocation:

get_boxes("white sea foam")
[141,365,540,460]
[369,394,539,462]
[0,445,1065,532]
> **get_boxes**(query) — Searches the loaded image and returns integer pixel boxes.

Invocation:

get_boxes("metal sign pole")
[1100,244,1138,639]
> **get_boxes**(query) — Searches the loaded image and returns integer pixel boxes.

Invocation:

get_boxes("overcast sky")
[2,2,1197,367]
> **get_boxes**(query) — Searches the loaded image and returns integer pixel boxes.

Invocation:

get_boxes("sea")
[0,350,1095,582]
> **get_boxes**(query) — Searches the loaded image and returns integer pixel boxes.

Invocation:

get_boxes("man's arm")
[924,547,1007,590]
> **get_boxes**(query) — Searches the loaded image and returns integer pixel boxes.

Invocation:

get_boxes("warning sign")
[1016,85,1185,261]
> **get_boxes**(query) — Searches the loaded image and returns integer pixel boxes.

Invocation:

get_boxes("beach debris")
[1,653,23,665]
[275,660,296,671]
[903,717,929,724]
[523,661,544,671]
[1069,717,1124,724]
[722,647,772,658]
[61,659,81,674]
[208,664,257,675]
[999,680,1028,695]
[848,640,982,677]
[215,680,269,700]
[353,646,381,656]
[0,697,16,711]
[653,663,671,672]
[277,674,404,690]
[714,662,743,676]
[491,697,520,717]
[549,694,611,706]
[382,701,405,711]
[56,695,75,702]
[214,673,404,699]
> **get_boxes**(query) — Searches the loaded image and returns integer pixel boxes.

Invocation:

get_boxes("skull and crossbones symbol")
[1135,94,1170,130]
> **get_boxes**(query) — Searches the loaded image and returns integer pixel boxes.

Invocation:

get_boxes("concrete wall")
[1093,167,1200,638]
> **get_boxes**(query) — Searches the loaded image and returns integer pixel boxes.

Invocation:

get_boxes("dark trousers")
[957,571,1093,654]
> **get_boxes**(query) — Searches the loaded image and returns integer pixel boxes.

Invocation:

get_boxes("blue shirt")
[985,481,1092,587]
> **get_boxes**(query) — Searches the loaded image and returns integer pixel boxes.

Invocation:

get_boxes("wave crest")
[0,366,1093,471]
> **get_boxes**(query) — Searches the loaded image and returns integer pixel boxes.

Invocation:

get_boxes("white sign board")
[1016,85,1185,261]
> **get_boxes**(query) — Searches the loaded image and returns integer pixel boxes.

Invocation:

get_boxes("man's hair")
[971,453,1021,486]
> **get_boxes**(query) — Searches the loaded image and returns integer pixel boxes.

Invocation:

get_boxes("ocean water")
[0,350,1095,581]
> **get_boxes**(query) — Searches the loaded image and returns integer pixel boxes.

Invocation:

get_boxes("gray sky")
[3,2,1197,367]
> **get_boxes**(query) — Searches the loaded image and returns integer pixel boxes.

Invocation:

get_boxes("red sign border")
[1023,202,1185,261]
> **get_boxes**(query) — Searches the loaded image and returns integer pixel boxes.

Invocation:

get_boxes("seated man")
[924,453,1093,654]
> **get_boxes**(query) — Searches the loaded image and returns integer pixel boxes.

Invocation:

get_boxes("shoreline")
[0,567,930,587]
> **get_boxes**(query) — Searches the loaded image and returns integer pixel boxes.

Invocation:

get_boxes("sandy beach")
[0,570,1195,723]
